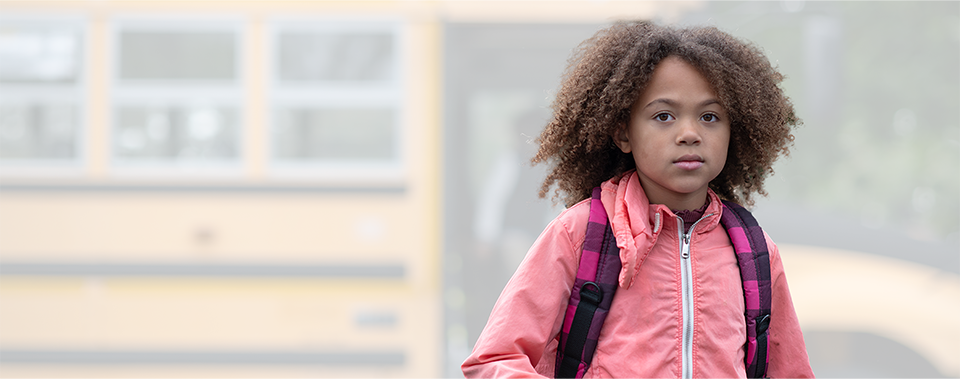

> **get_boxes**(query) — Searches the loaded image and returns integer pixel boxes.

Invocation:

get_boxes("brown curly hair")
[533,21,799,207]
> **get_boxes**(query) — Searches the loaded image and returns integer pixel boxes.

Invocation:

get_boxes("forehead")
[634,56,719,106]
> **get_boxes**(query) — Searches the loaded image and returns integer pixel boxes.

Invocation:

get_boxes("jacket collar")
[600,170,723,289]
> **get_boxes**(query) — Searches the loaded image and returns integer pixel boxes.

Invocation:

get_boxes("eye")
[701,113,719,122]
[654,113,674,122]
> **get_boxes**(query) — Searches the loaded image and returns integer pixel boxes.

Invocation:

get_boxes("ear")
[613,122,632,153]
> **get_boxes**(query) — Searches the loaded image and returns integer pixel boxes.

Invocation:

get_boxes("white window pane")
[273,107,395,161]
[0,103,77,159]
[115,105,237,160]
[278,32,393,82]
[118,31,236,81]
[0,25,80,83]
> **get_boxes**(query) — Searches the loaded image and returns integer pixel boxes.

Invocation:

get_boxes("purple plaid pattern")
[720,200,772,378]
[555,187,621,378]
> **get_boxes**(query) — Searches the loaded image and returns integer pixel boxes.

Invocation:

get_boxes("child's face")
[614,56,730,210]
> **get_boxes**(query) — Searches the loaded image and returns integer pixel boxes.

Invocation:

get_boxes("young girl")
[461,22,814,378]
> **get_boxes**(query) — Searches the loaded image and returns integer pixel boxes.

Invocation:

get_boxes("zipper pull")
[679,212,713,260]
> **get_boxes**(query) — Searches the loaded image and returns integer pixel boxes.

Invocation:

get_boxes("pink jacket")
[462,172,814,378]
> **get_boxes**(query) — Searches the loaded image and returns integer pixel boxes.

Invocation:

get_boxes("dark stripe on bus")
[0,350,405,366]
[0,263,404,279]
[0,184,406,194]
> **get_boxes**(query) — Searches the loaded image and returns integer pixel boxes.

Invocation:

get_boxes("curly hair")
[533,21,799,207]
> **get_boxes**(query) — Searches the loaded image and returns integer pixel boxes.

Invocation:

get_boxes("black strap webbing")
[557,282,602,379]
[750,314,771,378]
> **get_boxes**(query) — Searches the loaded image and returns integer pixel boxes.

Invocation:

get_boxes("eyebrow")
[643,98,721,109]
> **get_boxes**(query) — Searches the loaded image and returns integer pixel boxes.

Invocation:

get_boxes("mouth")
[674,155,704,170]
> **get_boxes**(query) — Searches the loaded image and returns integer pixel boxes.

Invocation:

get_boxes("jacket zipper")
[677,213,712,379]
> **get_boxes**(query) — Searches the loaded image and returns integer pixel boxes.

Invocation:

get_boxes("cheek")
[714,128,731,165]
[628,127,662,160]
[719,132,731,154]
[631,138,659,163]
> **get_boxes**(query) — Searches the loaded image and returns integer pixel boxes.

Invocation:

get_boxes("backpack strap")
[720,200,773,379]
[555,187,621,378]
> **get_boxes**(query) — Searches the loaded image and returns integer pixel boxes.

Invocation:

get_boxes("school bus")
[0,1,449,377]
[1,1,957,377]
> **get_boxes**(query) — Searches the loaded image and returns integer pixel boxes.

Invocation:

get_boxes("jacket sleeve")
[764,233,816,378]
[461,206,585,378]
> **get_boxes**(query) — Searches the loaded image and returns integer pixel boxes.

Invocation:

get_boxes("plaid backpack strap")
[720,200,773,379]
[555,187,621,378]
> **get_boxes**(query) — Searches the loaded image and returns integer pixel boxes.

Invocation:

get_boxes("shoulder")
[761,230,781,262]
[534,198,591,257]
[759,229,792,286]
[555,198,591,238]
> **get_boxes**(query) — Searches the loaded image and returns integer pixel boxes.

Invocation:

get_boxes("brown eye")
[655,113,673,122]
[701,114,718,122]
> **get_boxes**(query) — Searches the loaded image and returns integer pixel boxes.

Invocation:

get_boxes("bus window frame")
[0,14,87,176]
[265,17,406,185]
[108,15,245,177]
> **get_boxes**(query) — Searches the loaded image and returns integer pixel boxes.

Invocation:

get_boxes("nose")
[676,119,702,145]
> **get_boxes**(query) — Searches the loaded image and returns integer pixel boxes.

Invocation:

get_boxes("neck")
[636,177,709,211]
[657,192,709,212]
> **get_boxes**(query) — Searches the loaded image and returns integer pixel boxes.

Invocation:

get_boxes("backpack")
[555,187,772,378]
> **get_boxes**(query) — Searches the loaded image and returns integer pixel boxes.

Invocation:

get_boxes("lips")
[674,155,704,170]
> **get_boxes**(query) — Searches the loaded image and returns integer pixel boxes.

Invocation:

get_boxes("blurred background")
[0,1,956,377]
